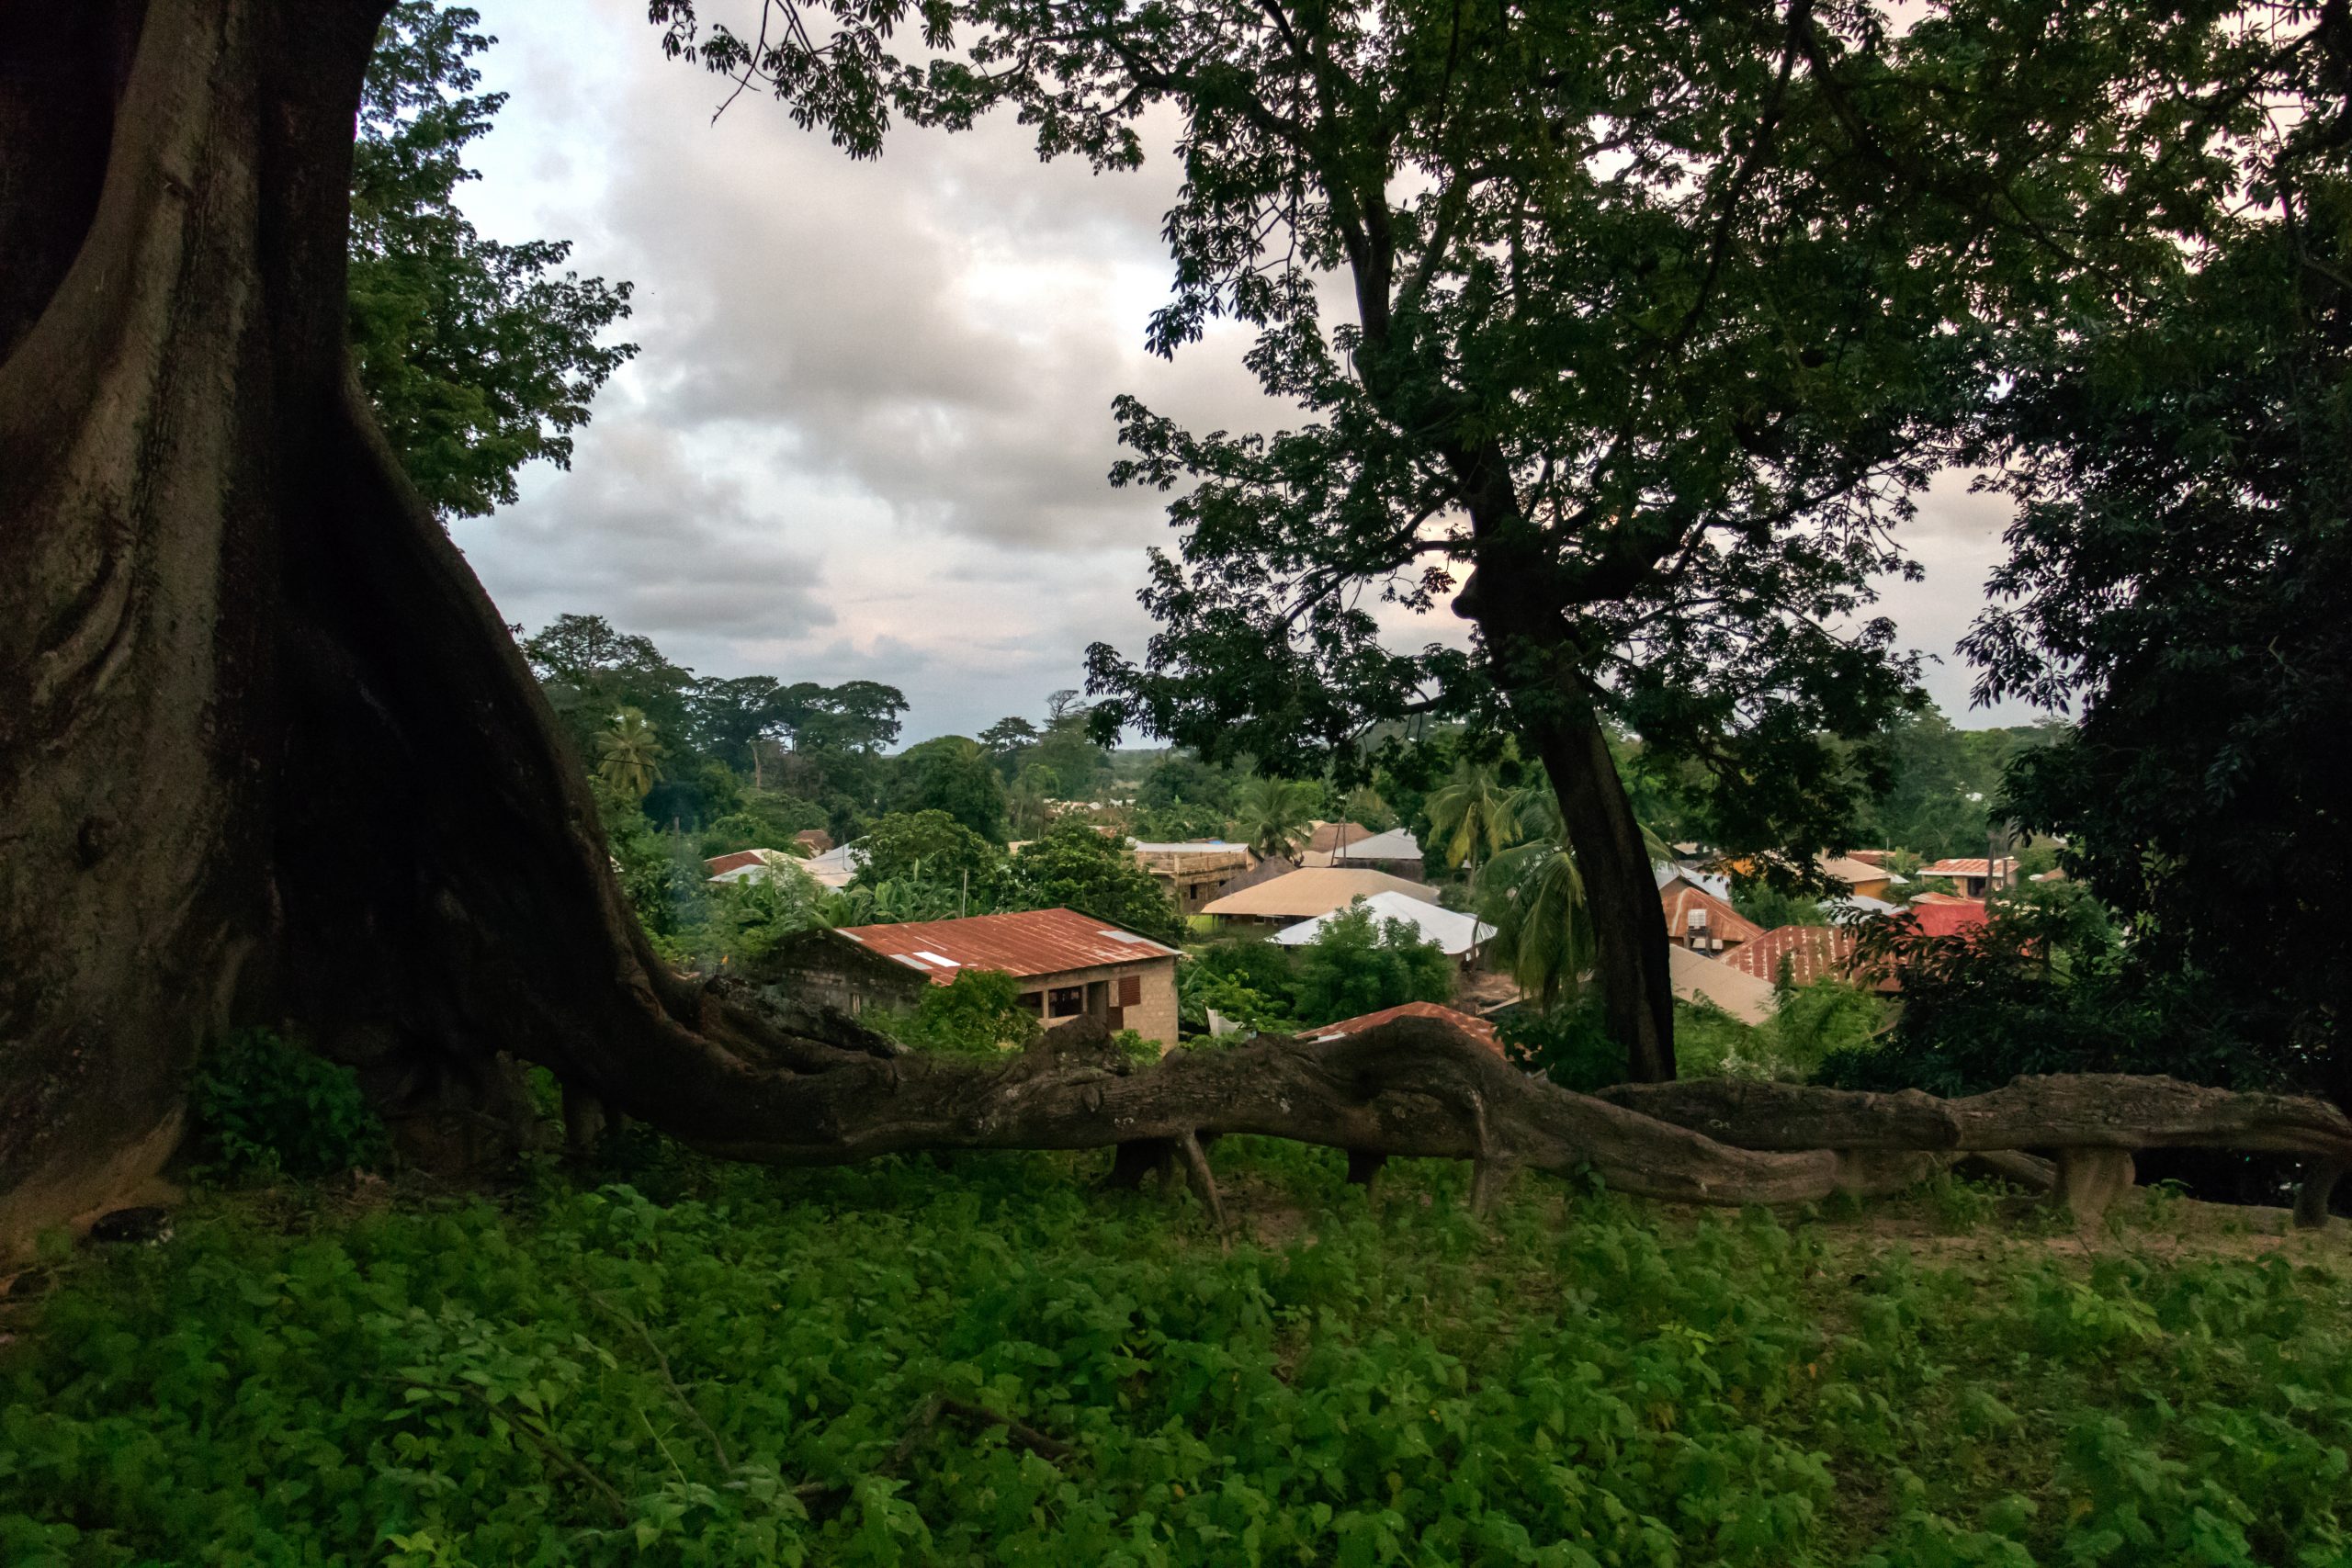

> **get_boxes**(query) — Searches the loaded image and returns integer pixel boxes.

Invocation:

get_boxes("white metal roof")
[1332,829,1422,863]
[1270,890,1494,956]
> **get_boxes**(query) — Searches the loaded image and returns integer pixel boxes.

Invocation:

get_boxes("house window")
[1017,991,1044,1014]
[1117,974,1143,1007]
[1047,986,1085,1019]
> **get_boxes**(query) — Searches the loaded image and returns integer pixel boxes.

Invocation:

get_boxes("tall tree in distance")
[351,3,636,517]
[651,0,2232,1080]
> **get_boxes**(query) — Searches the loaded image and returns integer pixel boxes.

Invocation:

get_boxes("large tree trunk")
[0,0,799,1231]
[1517,696,1678,1081]
[1453,467,1679,1081]
[8,0,2342,1251]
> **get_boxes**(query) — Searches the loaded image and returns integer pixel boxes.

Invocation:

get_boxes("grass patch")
[2,1144,2347,1565]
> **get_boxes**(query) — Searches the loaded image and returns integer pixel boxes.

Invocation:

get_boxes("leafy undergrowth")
[3,1144,2349,1567]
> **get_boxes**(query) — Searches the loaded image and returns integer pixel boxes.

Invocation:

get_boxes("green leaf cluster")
[187,1029,390,1184]
[352,5,636,518]
[8,1151,2352,1563]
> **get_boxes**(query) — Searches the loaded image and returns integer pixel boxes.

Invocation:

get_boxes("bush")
[1290,902,1453,1026]
[1009,818,1183,945]
[1820,882,2267,1097]
[876,969,1042,1055]
[1497,998,1623,1090]
[188,1029,389,1182]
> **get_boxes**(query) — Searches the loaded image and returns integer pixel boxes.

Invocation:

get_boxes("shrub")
[1289,902,1453,1026]
[188,1029,389,1181]
[1821,882,2267,1097]
[1008,818,1183,945]
[876,969,1042,1055]
[1497,998,1623,1090]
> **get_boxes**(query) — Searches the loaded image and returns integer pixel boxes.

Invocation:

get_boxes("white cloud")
[454,0,2042,740]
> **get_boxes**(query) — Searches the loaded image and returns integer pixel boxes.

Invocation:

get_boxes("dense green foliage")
[1821,885,2265,1100]
[1009,820,1186,948]
[872,970,1044,1058]
[187,1031,390,1184]
[9,1150,2352,1564]
[1673,984,1887,1084]
[888,739,1009,843]
[352,4,635,518]
[1289,907,1454,1028]
[1959,20,2352,1102]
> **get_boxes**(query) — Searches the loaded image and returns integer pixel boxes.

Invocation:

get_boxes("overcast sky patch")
[455,0,2041,743]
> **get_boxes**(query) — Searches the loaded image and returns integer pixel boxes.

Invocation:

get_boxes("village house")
[1918,856,2018,898]
[833,907,1182,1048]
[1819,853,1903,903]
[1296,820,1376,867]
[704,848,813,886]
[1272,890,1492,964]
[1724,924,1871,988]
[1302,1000,1504,1055]
[1329,828,1428,881]
[1201,867,1442,930]
[1666,944,1779,1024]
[1130,840,1257,915]
[1661,884,1762,955]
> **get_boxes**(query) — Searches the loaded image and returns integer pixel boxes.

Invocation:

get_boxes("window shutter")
[1119,975,1143,1007]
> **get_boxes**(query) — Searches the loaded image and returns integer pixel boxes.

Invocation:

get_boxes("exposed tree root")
[2296,1162,2343,1231]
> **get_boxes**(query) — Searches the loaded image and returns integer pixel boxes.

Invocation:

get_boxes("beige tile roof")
[1202,867,1442,919]
[1668,945,1778,1025]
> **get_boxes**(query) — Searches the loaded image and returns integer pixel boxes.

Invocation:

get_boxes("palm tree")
[1476,787,1673,1010]
[1234,775,1317,860]
[595,707,667,800]
[1426,761,1521,874]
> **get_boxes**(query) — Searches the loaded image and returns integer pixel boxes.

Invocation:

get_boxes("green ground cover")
[4,1143,2349,1567]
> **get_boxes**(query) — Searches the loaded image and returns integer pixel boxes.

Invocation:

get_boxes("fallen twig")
[588,1290,737,1472]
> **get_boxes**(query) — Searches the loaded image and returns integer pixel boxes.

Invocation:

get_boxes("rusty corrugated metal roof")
[1662,886,1764,946]
[835,908,1179,984]
[1305,1000,1503,1055]
[1725,925,1858,986]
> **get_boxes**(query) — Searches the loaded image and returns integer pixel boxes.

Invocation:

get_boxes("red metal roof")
[1913,898,1989,937]
[1305,1001,1503,1055]
[1662,886,1764,946]
[835,908,1179,985]
[1724,925,1859,986]
[705,850,768,877]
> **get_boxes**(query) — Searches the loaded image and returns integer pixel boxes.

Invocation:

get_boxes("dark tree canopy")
[1962,6,2352,1101]
[352,2,636,517]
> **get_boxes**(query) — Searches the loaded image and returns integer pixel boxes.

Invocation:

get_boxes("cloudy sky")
[455,0,2041,744]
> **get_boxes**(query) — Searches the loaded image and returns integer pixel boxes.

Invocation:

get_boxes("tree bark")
[1518,697,1677,1081]
[1599,1077,2352,1163]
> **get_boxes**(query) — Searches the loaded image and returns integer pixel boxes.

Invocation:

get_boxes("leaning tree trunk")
[6,0,2343,1250]
[1453,466,1679,1082]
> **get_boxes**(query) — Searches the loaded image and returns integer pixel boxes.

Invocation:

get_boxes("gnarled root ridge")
[600,1010,2352,1215]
